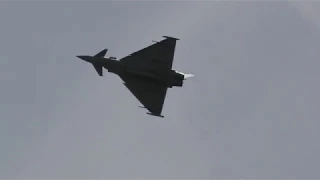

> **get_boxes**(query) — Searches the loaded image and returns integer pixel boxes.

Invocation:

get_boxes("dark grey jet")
[77,36,194,118]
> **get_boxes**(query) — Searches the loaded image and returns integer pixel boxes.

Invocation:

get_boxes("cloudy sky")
[1,1,320,179]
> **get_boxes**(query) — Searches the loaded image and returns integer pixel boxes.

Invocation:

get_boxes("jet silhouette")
[77,36,194,118]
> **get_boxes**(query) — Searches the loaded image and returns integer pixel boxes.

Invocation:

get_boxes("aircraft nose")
[77,55,91,62]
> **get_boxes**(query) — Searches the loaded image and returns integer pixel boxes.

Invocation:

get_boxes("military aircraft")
[77,36,194,118]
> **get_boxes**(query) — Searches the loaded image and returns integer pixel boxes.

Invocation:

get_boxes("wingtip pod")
[163,36,180,40]
[147,112,164,118]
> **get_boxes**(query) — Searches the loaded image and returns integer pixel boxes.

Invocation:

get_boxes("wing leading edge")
[120,75,168,117]
[120,36,179,69]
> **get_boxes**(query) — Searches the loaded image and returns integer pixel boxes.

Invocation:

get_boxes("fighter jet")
[77,36,194,118]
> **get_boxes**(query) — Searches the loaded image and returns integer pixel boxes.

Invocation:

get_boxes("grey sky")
[1,1,320,179]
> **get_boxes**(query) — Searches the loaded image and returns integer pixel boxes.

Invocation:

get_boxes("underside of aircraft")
[77,36,194,117]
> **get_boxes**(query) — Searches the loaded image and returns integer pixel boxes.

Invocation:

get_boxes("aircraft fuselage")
[76,36,195,117]
[89,57,185,88]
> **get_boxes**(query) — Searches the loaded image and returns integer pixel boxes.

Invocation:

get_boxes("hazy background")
[1,1,320,179]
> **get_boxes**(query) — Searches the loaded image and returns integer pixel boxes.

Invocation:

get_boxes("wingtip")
[163,36,180,40]
[147,112,164,118]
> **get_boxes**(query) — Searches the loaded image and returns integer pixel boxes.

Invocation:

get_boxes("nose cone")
[77,55,92,63]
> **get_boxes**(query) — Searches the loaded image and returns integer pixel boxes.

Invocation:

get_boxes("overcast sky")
[1,1,320,179]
